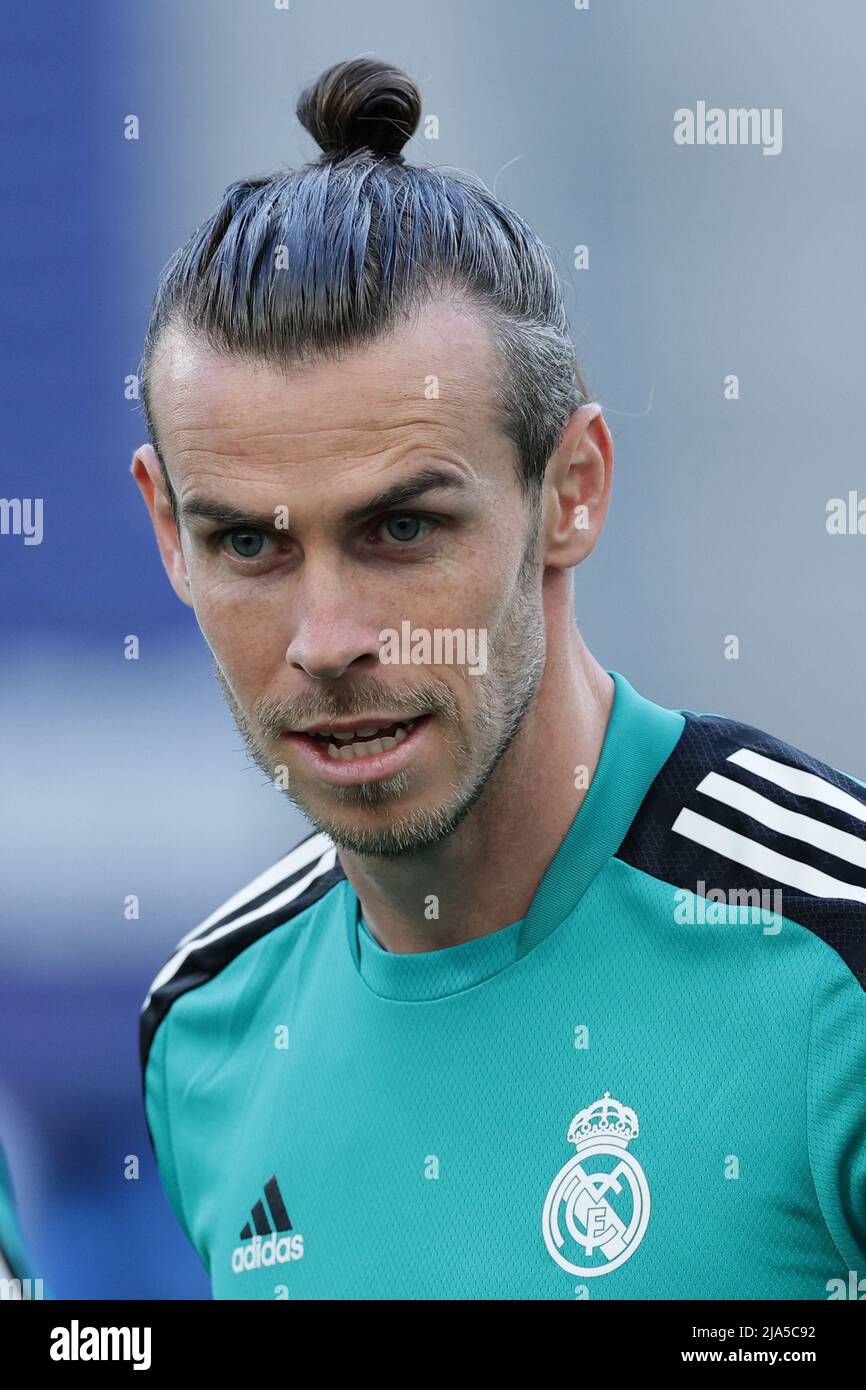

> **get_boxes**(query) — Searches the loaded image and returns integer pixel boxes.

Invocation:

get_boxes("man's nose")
[284,574,383,680]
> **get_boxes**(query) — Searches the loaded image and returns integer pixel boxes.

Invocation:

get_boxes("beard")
[210,506,547,858]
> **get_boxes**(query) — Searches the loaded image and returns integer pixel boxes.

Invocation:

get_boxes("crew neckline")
[343,669,685,1001]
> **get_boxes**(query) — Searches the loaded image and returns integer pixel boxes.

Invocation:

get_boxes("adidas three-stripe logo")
[240,1175,292,1241]
[231,1176,305,1274]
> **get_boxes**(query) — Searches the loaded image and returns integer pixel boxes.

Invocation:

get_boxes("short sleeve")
[806,946,866,1269]
[143,1016,198,1259]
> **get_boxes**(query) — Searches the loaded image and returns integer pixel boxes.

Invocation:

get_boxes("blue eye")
[224,529,268,558]
[380,514,433,544]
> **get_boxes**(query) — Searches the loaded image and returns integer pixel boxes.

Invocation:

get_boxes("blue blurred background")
[2,0,864,1297]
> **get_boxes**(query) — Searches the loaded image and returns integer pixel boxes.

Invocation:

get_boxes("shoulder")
[139,829,346,1076]
[0,1142,35,1290]
[616,704,866,989]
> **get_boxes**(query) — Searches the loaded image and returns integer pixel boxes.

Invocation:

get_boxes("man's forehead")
[149,300,501,453]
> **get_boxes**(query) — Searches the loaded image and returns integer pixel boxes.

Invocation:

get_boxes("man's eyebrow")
[342,467,469,524]
[180,498,276,528]
[179,466,469,531]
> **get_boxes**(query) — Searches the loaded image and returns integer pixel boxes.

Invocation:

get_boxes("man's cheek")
[192,577,255,639]
[192,599,259,683]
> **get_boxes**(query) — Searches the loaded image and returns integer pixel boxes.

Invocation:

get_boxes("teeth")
[325,724,411,760]
[312,717,418,742]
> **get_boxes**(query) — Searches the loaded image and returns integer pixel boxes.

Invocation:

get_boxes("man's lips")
[294,714,423,737]
[282,712,434,785]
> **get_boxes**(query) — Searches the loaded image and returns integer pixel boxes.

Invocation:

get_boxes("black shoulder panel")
[139,831,347,1079]
[616,710,866,989]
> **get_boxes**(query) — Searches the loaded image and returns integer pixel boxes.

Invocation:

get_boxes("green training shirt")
[140,670,866,1299]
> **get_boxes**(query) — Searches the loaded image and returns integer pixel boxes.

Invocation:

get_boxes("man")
[134,57,866,1299]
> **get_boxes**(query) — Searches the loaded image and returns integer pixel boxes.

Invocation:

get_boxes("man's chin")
[274,774,478,858]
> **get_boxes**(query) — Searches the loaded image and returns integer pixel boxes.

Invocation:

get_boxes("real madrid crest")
[541,1091,650,1277]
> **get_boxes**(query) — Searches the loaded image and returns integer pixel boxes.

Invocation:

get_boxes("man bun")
[296,56,422,161]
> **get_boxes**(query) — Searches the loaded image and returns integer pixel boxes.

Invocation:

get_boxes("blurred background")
[1,0,864,1297]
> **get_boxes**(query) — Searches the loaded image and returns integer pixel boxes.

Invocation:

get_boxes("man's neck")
[337,625,614,954]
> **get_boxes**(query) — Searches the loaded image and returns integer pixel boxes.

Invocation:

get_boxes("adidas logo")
[231,1175,304,1274]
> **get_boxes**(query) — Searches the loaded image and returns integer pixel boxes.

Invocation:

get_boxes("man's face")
[136,301,549,856]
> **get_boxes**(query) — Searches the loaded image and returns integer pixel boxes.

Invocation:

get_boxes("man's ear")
[130,444,193,608]
[540,403,613,570]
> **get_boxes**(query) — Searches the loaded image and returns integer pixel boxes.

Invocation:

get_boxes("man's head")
[131,58,612,856]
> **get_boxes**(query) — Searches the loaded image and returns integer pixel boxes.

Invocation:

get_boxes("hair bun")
[297,57,421,161]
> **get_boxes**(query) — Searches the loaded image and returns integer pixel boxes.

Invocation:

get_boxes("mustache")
[254,677,460,737]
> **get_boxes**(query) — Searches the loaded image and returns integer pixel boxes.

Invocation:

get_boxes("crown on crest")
[567,1091,639,1146]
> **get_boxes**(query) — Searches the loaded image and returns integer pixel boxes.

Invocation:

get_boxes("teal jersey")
[0,1143,40,1300]
[140,670,866,1299]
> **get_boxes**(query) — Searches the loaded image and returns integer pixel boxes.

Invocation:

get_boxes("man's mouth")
[304,718,419,762]
[283,712,434,784]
